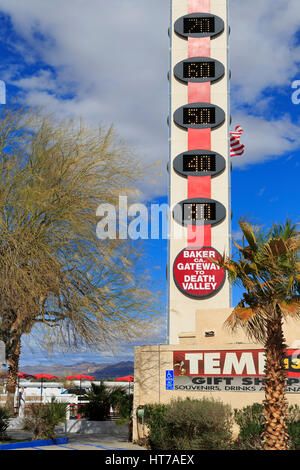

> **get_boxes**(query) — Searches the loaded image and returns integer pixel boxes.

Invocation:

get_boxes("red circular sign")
[173,247,225,299]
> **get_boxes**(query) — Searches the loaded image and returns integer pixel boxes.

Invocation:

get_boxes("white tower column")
[168,0,231,344]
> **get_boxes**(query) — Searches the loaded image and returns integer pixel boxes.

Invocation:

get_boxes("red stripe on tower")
[188,0,210,13]
[187,0,211,247]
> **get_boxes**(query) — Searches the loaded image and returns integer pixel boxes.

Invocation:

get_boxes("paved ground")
[5,430,146,451]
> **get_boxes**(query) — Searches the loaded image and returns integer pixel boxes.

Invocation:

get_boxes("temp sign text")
[173,349,300,393]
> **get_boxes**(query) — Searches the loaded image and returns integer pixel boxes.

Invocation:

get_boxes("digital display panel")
[174,13,224,39]
[183,17,215,34]
[174,58,225,84]
[183,203,216,222]
[173,198,226,226]
[174,103,225,129]
[183,61,216,79]
[183,107,216,125]
[173,151,225,178]
[182,154,216,173]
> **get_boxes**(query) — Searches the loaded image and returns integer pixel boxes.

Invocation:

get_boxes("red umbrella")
[0,372,35,379]
[116,375,134,382]
[66,374,96,381]
[17,372,35,379]
[34,373,59,380]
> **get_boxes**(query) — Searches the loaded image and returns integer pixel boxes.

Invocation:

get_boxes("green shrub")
[82,381,116,421]
[119,394,133,420]
[24,400,67,440]
[144,398,233,450]
[287,404,300,450]
[82,382,112,421]
[110,388,133,420]
[144,404,169,449]
[288,422,300,450]
[234,403,300,450]
[0,407,10,440]
[82,381,133,422]
[233,403,264,450]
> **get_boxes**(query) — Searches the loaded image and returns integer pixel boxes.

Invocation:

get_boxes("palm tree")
[81,382,130,421]
[219,220,300,450]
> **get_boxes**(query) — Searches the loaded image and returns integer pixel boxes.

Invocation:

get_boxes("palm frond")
[278,297,300,319]
[239,221,258,252]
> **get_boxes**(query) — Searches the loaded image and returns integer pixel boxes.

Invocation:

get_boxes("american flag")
[230,125,245,157]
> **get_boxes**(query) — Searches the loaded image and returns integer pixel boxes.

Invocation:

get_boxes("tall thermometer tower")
[168,0,231,344]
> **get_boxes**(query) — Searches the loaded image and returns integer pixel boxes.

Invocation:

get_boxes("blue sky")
[0,0,299,366]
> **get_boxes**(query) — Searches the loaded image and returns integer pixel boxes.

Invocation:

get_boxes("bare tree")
[0,106,158,412]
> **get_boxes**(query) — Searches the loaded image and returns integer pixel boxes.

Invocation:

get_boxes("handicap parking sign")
[166,370,174,390]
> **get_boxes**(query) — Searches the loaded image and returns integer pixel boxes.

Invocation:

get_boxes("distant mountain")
[21,361,134,379]
[93,361,134,379]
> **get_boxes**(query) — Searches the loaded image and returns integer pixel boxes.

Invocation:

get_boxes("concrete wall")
[8,417,128,437]
[62,420,128,436]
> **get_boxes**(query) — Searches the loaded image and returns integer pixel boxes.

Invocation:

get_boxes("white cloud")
[229,0,300,103]
[0,0,299,194]
[231,112,300,167]
[228,0,300,168]
[0,0,170,197]
[11,69,58,92]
